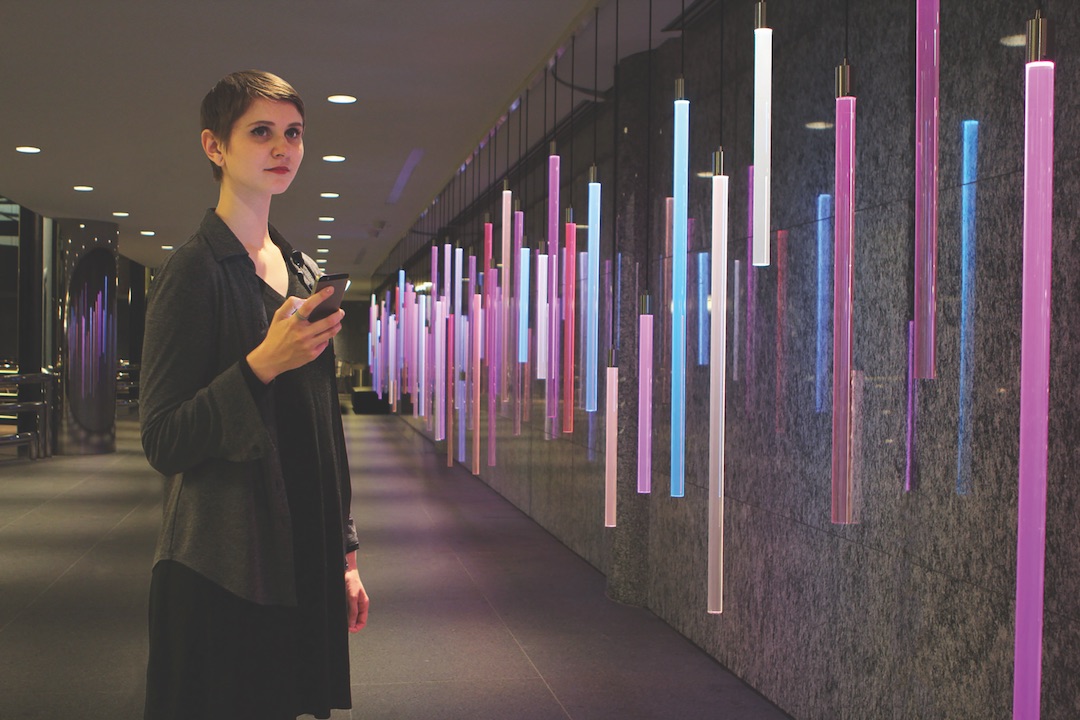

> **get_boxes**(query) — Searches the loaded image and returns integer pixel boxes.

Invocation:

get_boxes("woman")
[140,70,369,720]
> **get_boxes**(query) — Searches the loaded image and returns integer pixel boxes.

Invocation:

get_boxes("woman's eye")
[286,127,303,140]
[251,126,270,137]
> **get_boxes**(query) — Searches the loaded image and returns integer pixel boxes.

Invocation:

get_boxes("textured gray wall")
[400,1,1080,717]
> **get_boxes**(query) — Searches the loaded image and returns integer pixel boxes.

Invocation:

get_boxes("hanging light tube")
[434,299,445,439]
[752,1,772,267]
[708,150,729,614]
[816,193,833,414]
[671,82,689,498]
[502,187,513,402]
[637,298,654,494]
[489,270,498,466]
[698,252,710,366]
[445,243,452,309]
[563,212,577,434]
[586,169,602,412]
[1014,15,1054,719]
[548,147,561,422]
[914,0,940,378]
[957,120,979,496]
[418,295,427,418]
[447,312,455,467]
[431,246,439,302]
[519,248,531,363]
[537,254,549,379]
[605,357,618,527]
[483,220,493,364]
[732,259,741,382]
[472,293,482,475]
[832,62,857,525]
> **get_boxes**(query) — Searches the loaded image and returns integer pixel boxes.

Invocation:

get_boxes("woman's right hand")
[245,286,344,384]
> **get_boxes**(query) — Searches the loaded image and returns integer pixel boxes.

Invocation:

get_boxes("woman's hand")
[246,287,344,383]
[345,552,369,633]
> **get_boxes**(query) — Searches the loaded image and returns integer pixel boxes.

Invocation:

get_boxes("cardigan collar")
[198,208,295,264]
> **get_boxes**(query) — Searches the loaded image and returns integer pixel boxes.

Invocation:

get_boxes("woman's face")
[215,98,304,198]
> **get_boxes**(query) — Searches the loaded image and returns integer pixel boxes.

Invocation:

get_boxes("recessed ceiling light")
[328,95,357,104]
[16,146,41,154]
[1000,34,1025,47]
[316,248,330,254]
[805,121,834,130]
[320,192,340,198]
[141,230,156,236]
[74,185,94,192]
[322,155,346,163]
[696,171,714,178]
[318,234,332,240]
[113,211,130,217]
[161,245,174,251]
[319,217,335,222]
[316,258,328,264]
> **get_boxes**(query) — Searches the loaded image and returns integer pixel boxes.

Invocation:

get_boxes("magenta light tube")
[708,171,729,614]
[1013,58,1055,720]
[502,190,513,402]
[444,244,452,308]
[905,319,916,492]
[637,311,654,494]
[418,295,427,417]
[775,229,787,435]
[431,246,439,301]
[547,253,560,422]
[914,0,940,379]
[563,221,577,434]
[483,221,493,365]
[537,255,549,379]
[489,270,499,466]
[447,313,455,466]
[435,300,446,439]
[605,365,619,527]
[732,260,741,382]
[472,294,482,475]
[831,94,857,525]
[548,153,561,416]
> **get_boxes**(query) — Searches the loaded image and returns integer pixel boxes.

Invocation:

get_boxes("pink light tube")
[831,94,857,525]
[548,153,561,413]
[1013,58,1055,720]
[472,293,482,475]
[547,254,560,422]
[418,295,427,418]
[447,312,454,466]
[435,300,446,440]
[431,246,439,301]
[637,311,654,494]
[563,221,577,434]
[914,0,940,379]
[905,319,916,492]
[732,260,741,382]
[484,222,493,365]
[605,365,619,527]
[489,271,499,466]
[445,243,452,308]
[708,171,729,615]
[502,190,513,403]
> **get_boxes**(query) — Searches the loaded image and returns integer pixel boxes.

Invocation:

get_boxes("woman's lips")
[267,167,290,174]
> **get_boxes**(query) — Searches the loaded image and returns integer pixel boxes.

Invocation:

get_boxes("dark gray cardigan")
[140,210,358,606]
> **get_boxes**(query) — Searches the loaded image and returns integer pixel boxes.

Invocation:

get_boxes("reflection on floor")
[0,414,791,720]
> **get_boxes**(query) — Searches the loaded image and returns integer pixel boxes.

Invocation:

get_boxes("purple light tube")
[831,94,857,525]
[547,254,560,422]
[775,229,787,435]
[483,222,493,364]
[564,221,577,434]
[502,191,513,402]
[444,244,452,309]
[454,246,463,344]
[914,0,940,379]
[489,270,499,466]
[518,248,531,363]
[637,309,654,494]
[587,181,601,412]
[1013,57,1055,720]
[418,295,427,417]
[605,364,619,527]
[708,170,729,614]
[435,300,445,439]
[472,293,482,475]
[905,319,916,492]
[548,152,561,403]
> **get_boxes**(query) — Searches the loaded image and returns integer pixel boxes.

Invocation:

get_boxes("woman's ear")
[201,129,224,167]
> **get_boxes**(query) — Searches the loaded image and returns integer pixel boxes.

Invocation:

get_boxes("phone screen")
[308,272,350,321]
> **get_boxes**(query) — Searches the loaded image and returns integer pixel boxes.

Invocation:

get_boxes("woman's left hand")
[345,553,369,633]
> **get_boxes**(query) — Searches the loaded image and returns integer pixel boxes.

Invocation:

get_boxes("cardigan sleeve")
[140,246,273,477]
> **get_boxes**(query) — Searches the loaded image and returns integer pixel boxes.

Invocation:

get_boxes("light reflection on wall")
[957,120,979,496]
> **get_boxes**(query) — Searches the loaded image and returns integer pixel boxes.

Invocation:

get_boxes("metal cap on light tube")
[755,0,767,29]
[836,60,852,99]
[640,295,652,315]
[609,348,618,367]
[675,76,685,101]
[589,164,598,184]
[565,207,574,223]
[1027,10,1048,63]
[713,148,724,176]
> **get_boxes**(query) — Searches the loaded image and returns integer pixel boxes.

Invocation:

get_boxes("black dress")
[145,269,351,720]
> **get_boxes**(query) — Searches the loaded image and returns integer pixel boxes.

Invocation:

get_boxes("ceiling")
[1,0,683,298]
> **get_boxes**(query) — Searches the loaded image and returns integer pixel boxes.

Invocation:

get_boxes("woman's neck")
[215,186,272,252]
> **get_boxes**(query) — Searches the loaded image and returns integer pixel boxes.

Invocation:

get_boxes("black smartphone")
[308,272,349,321]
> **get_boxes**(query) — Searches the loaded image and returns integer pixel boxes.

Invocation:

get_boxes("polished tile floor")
[0,413,791,720]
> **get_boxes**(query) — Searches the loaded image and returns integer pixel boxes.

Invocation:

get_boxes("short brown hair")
[200,70,305,181]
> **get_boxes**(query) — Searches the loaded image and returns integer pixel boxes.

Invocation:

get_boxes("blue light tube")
[586,181,601,412]
[519,248,531,363]
[957,119,979,495]
[671,98,689,497]
[698,251,710,366]
[816,193,833,414]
